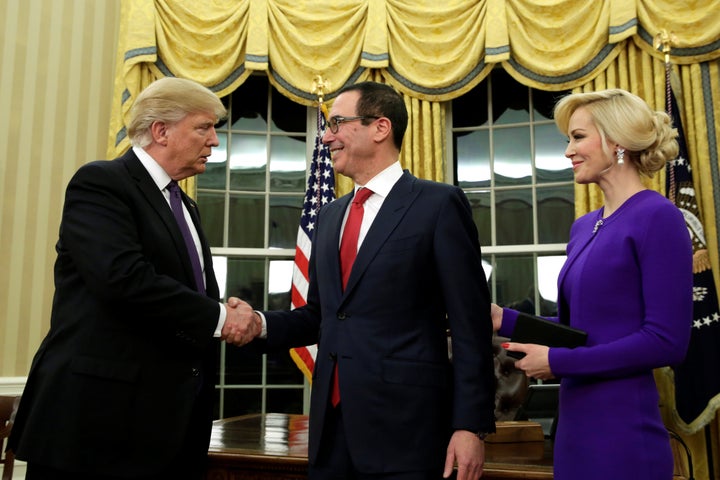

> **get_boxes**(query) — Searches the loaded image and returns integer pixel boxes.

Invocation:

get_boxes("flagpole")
[653,29,676,66]
[289,75,336,384]
[654,30,677,200]
[312,74,330,121]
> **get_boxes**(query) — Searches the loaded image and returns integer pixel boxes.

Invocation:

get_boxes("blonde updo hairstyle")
[128,77,227,148]
[553,89,678,177]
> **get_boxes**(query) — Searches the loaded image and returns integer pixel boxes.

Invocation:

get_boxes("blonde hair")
[128,77,227,147]
[553,89,678,177]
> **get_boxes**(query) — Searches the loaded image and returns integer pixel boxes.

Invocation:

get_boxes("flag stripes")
[289,104,335,382]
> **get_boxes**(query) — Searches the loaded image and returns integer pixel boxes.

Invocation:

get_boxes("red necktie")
[339,187,374,290]
[332,187,373,406]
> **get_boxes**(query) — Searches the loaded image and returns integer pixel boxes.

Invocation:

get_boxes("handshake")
[221,297,263,346]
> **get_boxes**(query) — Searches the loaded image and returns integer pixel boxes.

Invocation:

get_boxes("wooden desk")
[206,414,553,480]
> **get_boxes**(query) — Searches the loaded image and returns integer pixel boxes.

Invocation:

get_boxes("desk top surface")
[208,413,553,476]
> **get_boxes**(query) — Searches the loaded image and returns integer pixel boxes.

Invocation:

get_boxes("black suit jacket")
[264,171,496,473]
[9,150,222,476]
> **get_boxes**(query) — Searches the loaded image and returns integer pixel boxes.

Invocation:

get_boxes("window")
[450,69,572,316]
[199,71,573,419]
[198,75,311,419]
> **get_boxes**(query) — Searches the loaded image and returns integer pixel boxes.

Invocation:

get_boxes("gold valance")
[108,0,720,157]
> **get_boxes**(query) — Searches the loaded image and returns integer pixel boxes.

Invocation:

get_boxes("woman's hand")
[502,342,554,380]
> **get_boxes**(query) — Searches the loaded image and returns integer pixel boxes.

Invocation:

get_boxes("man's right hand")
[222,298,261,346]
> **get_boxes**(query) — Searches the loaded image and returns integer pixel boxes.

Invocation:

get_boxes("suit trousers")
[309,405,445,480]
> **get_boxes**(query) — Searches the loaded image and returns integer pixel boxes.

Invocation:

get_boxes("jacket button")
[338,312,347,320]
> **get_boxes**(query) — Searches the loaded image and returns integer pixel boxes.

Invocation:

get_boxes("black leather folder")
[507,312,588,359]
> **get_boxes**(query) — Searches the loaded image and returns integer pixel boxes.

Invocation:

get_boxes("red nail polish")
[501,342,509,349]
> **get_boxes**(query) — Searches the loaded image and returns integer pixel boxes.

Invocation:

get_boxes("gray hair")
[128,77,227,147]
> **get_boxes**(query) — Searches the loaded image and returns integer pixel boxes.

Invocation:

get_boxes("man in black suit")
[236,82,496,480]
[8,77,258,480]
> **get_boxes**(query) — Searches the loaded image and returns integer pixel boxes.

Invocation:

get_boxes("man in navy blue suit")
[9,77,259,480]
[236,81,496,480]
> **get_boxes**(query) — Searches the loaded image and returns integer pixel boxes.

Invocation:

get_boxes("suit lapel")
[182,191,219,297]
[121,152,200,292]
[343,171,420,295]
[321,193,352,297]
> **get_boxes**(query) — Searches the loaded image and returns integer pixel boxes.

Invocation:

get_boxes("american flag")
[289,104,335,382]
[665,65,720,433]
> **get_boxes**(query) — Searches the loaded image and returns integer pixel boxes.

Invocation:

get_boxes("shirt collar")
[356,161,403,198]
[133,146,173,191]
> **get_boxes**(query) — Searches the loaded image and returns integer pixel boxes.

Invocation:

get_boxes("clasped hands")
[221,297,262,346]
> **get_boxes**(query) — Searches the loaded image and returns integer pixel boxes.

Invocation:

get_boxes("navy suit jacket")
[264,171,495,473]
[9,150,222,476]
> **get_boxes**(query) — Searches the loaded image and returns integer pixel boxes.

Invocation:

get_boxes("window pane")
[495,188,532,245]
[269,195,303,249]
[532,89,564,121]
[225,257,266,306]
[222,388,262,418]
[535,123,572,183]
[271,88,308,133]
[200,132,227,189]
[212,255,228,300]
[495,255,534,308]
[455,130,490,188]
[452,85,488,128]
[228,194,265,247]
[230,134,267,191]
[270,136,306,192]
[268,259,293,311]
[198,191,225,247]
[537,255,565,313]
[267,388,304,414]
[494,127,532,186]
[231,76,268,132]
[491,70,529,125]
[466,190,491,247]
[267,350,304,385]
[224,347,263,386]
[537,186,574,243]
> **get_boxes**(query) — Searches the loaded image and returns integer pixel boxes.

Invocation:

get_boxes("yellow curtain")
[108,0,720,152]
[108,2,720,476]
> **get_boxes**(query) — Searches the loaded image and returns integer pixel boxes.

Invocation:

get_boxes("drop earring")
[617,148,625,165]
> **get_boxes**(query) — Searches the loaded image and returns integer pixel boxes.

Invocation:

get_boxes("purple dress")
[500,190,692,480]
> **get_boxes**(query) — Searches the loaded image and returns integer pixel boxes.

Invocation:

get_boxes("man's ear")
[150,121,169,146]
[373,117,392,143]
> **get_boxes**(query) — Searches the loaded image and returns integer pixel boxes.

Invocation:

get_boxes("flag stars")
[673,156,687,167]
[692,311,720,329]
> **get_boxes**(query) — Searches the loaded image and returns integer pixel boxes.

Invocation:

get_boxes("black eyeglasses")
[327,115,379,134]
